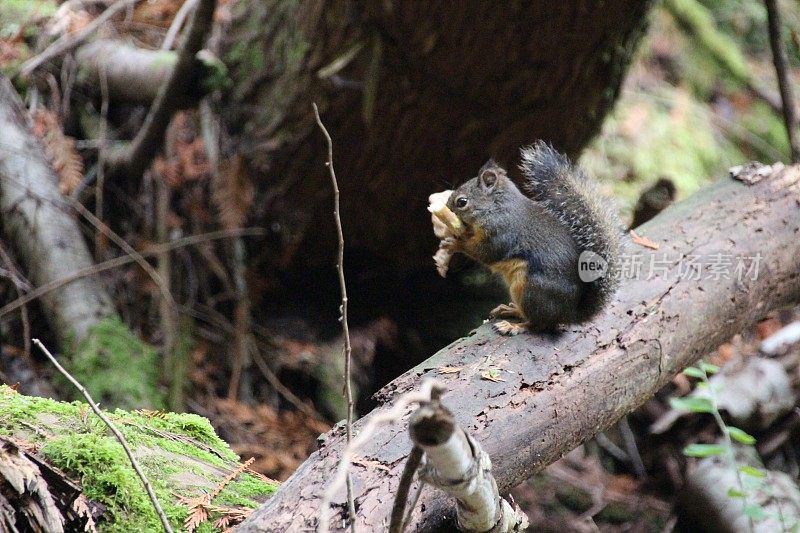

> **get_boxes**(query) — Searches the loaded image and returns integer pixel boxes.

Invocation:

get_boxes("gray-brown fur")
[446,142,623,331]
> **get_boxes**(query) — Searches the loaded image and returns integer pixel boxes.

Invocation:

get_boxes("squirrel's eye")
[455,197,468,208]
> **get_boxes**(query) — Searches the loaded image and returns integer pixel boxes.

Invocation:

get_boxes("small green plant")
[674,361,796,532]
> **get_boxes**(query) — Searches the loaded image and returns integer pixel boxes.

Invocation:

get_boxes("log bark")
[220,1,655,271]
[240,164,800,531]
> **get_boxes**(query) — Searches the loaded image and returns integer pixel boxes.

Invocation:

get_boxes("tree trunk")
[0,76,162,409]
[239,164,800,531]
[220,1,655,271]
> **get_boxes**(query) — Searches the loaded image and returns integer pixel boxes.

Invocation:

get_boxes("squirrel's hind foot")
[493,320,530,336]
[489,303,524,319]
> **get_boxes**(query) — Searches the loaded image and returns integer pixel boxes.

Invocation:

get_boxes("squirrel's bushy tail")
[520,141,623,322]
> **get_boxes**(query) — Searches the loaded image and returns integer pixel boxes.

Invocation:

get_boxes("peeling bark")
[240,165,800,531]
[408,400,528,532]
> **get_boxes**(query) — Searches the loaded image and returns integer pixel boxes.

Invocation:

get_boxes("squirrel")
[441,141,623,335]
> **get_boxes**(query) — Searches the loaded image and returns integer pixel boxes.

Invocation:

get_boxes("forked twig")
[313,102,356,531]
[105,0,216,185]
[33,339,174,533]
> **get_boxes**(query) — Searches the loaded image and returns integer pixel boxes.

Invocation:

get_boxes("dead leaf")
[133,0,181,27]
[755,316,782,340]
[209,458,255,502]
[176,138,210,181]
[714,343,737,364]
[629,229,660,250]
[437,366,463,374]
[210,397,329,480]
[671,372,691,395]
[210,505,251,531]
[72,495,97,532]
[181,496,210,533]
[214,514,233,530]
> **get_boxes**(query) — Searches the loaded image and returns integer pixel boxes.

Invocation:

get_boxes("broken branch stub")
[409,400,528,532]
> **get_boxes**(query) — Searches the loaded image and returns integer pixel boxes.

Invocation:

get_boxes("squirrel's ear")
[479,160,502,189]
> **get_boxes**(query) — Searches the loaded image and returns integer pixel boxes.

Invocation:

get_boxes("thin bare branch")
[0,228,265,319]
[389,446,423,533]
[162,0,199,51]
[0,242,31,357]
[252,349,325,423]
[765,0,800,163]
[18,0,142,78]
[69,197,176,308]
[313,102,356,531]
[33,339,175,533]
[95,61,109,257]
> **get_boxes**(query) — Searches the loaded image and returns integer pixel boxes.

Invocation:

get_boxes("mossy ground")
[0,386,277,532]
[67,317,165,410]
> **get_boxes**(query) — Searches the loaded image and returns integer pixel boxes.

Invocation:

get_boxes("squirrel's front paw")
[489,303,524,319]
[493,320,530,336]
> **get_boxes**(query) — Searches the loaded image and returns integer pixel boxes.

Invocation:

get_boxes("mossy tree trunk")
[220,1,655,272]
[0,76,163,409]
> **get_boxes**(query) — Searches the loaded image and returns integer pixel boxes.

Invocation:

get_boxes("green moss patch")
[0,386,277,532]
[67,317,164,409]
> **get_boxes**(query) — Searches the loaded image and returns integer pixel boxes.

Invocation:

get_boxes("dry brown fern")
[180,458,256,533]
[30,109,84,195]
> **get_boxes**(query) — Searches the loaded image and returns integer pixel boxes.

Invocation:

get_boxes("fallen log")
[0,75,115,344]
[0,385,277,531]
[72,39,221,106]
[0,75,163,408]
[240,164,800,531]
